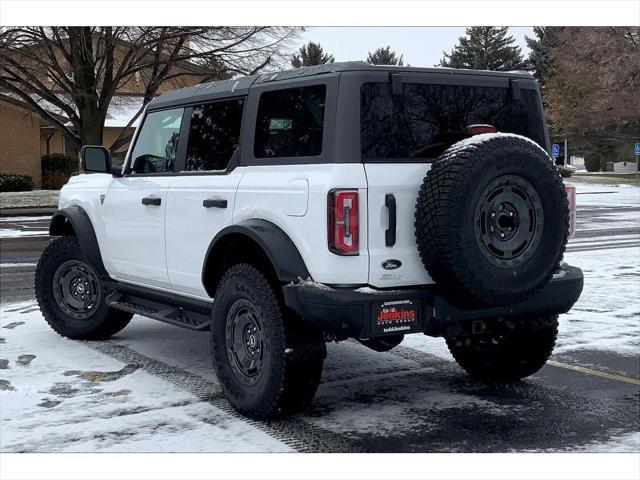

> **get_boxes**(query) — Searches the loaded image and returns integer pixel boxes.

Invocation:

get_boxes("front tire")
[210,263,326,420]
[445,314,558,383]
[35,236,132,339]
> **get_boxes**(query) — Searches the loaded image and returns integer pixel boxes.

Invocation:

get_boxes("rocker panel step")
[105,291,211,331]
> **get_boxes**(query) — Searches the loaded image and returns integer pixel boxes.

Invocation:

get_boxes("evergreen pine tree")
[366,46,404,65]
[525,27,565,86]
[439,27,527,71]
[291,42,335,68]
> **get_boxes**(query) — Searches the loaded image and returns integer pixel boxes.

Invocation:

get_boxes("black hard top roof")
[147,61,535,111]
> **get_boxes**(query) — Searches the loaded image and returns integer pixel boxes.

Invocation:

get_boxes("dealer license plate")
[370,299,423,336]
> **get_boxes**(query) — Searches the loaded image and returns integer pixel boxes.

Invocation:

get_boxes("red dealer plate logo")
[370,299,422,336]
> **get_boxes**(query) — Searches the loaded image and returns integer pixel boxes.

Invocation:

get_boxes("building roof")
[0,90,146,129]
[148,61,535,111]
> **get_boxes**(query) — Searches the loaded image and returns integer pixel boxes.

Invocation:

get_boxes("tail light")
[466,124,497,136]
[328,189,359,255]
[565,184,576,239]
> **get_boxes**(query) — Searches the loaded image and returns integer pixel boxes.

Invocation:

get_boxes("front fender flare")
[49,206,108,277]
[202,219,310,296]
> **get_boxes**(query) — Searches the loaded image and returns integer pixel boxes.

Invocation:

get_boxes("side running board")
[105,290,211,331]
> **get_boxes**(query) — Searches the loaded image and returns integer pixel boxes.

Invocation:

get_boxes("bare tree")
[0,27,299,152]
[544,27,640,134]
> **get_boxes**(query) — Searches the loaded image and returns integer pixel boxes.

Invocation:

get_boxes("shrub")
[584,156,601,172]
[41,153,78,190]
[0,173,33,192]
[557,165,573,178]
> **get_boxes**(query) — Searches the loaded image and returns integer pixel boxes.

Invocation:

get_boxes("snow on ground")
[0,216,50,239]
[0,302,290,453]
[0,191,59,209]
[568,430,640,453]
[557,247,640,355]
[571,180,639,207]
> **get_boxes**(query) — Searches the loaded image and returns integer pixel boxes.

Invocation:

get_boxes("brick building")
[0,95,46,187]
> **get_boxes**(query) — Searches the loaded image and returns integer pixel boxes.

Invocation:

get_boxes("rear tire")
[210,263,326,419]
[35,236,132,340]
[445,314,558,383]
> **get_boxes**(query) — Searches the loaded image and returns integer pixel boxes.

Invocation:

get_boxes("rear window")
[361,82,546,160]
[254,85,326,158]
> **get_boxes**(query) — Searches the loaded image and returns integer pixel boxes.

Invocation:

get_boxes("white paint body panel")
[364,163,434,287]
[101,176,173,288]
[235,164,369,285]
[165,168,246,297]
[58,173,114,257]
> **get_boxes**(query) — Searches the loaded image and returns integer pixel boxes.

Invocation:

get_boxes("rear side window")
[361,82,546,160]
[130,108,183,173]
[254,85,326,158]
[185,99,244,172]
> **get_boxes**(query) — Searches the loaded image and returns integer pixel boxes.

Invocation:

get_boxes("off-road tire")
[210,263,326,420]
[445,314,558,383]
[35,236,132,339]
[415,134,569,306]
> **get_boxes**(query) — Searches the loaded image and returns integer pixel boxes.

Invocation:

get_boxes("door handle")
[203,198,228,209]
[385,194,396,247]
[141,196,161,206]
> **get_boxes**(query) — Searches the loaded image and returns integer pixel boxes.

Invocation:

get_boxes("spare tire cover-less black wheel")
[414,134,569,306]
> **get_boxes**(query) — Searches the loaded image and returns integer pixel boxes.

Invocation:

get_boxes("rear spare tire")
[414,134,569,306]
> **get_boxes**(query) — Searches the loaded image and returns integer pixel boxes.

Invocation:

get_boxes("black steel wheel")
[225,299,266,384]
[52,259,102,320]
[210,263,326,420]
[475,175,544,268]
[35,236,132,339]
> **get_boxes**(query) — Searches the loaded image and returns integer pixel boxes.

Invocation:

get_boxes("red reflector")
[467,124,497,136]
[565,184,576,239]
[328,189,359,255]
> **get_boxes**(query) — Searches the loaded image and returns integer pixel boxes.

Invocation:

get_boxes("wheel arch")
[201,219,310,298]
[49,206,108,277]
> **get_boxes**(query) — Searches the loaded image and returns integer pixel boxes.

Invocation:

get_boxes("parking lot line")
[548,360,640,385]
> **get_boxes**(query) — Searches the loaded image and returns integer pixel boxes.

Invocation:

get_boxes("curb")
[0,207,56,217]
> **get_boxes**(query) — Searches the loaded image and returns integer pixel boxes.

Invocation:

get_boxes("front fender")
[49,206,108,277]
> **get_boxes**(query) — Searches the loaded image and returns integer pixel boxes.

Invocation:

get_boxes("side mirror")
[80,146,111,174]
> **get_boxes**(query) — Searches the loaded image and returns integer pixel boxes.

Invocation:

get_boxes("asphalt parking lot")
[1,179,638,452]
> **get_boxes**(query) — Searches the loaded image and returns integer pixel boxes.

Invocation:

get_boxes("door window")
[185,99,244,171]
[254,85,326,158]
[129,108,184,173]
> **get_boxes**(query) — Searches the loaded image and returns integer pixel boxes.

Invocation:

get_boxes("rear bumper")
[283,265,584,338]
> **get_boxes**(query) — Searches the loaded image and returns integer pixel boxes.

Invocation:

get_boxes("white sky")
[300,27,534,67]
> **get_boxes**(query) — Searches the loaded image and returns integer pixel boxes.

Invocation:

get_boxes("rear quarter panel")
[234,164,369,285]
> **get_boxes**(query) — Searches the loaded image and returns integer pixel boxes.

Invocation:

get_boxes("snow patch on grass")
[0,191,59,209]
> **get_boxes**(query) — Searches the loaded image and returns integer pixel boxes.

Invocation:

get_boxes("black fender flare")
[201,219,310,296]
[49,206,108,277]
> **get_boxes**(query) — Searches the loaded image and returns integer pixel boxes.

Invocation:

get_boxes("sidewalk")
[0,190,58,216]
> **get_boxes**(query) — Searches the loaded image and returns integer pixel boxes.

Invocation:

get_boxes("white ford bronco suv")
[35,62,583,419]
